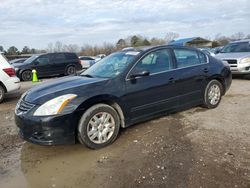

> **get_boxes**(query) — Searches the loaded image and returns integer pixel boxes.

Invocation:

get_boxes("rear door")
[172,47,209,106]
[50,53,66,74]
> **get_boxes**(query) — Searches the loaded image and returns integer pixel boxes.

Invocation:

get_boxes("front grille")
[17,100,35,113]
[224,59,237,68]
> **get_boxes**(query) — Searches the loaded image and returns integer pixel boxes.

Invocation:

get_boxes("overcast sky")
[0,0,249,49]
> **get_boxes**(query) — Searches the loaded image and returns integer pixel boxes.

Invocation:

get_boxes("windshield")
[220,42,250,53]
[81,51,140,78]
[23,55,38,64]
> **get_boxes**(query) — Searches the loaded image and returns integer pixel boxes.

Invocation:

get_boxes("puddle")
[0,114,195,188]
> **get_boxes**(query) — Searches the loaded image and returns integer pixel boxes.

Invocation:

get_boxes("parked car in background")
[211,46,224,54]
[95,54,106,63]
[199,48,215,56]
[9,58,27,65]
[13,52,82,81]
[215,40,250,78]
[79,56,95,69]
[0,53,20,103]
[15,45,231,149]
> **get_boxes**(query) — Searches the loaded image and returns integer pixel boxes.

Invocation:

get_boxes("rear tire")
[0,85,5,103]
[203,80,223,109]
[21,70,32,81]
[78,104,120,149]
[65,66,76,75]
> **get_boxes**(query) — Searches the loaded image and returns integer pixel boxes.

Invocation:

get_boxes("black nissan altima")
[15,45,232,149]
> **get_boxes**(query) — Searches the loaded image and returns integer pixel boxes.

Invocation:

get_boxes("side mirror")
[129,70,150,79]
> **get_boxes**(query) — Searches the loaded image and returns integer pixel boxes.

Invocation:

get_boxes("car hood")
[13,62,26,68]
[24,76,109,104]
[215,52,250,60]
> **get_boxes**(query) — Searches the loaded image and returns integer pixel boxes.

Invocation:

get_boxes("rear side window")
[198,51,208,64]
[80,57,94,60]
[173,49,202,68]
[51,53,65,60]
[65,53,78,60]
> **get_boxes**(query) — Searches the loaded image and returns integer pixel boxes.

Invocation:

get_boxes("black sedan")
[15,45,232,149]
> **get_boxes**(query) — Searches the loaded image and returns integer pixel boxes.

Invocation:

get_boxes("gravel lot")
[0,78,250,188]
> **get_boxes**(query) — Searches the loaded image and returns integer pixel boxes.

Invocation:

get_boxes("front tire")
[203,80,223,109]
[21,70,32,81]
[0,85,5,103]
[78,104,120,149]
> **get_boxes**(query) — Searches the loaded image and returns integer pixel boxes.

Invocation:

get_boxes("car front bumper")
[15,112,78,145]
[230,62,250,75]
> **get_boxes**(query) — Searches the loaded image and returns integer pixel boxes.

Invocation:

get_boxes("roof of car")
[230,39,250,43]
[123,44,200,52]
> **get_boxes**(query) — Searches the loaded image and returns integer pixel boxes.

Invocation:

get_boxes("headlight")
[33,94,77,116]
[240,57,250,64]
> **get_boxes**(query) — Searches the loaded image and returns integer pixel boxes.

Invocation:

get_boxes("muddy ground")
[0,79,250,188]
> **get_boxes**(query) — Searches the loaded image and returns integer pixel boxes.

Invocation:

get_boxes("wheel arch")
[76,95,126,128]
[0,81,7,92]
[209,76,226,95]
[65,64,76,71]
[19,69,32,80]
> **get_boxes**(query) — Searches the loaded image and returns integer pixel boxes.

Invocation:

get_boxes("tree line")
[1,32,250,57]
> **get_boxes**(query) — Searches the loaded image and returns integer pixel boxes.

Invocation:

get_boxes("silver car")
[215,40,250,78]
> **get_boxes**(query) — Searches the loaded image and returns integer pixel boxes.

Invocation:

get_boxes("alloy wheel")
[208,84,221,105]
[87,112,115,144]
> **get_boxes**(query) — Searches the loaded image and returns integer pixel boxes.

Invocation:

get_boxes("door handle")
[169,77,175,83]
[203,68,209,73]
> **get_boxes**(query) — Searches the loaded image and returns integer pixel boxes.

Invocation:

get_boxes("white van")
[0,53,21,103]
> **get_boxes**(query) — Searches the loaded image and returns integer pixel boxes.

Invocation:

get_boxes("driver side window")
[132,49,172,74]
[36,55,50,65]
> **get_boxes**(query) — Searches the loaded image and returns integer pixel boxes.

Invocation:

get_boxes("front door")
[123,48,179,122]
[32,54,53,77]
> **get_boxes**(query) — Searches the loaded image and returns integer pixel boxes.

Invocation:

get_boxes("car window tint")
[65,53,77,60]
[133,49,172,74]
[36,55,50,65]
[198,51,207,64]
[80,57,94,60]
[52,53,65,60]
[174,49,200,68]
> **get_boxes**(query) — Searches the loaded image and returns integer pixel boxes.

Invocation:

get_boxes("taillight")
[3,68,16,77]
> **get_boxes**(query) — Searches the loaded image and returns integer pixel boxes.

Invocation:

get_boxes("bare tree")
[54,41,63,52]
[150,37,165,45]
[231,32,245,41]
[63,44,80,53]
[165,32,179,44]
[214,33,230,46]
[47,43,54,53]
[116,39,126,50]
